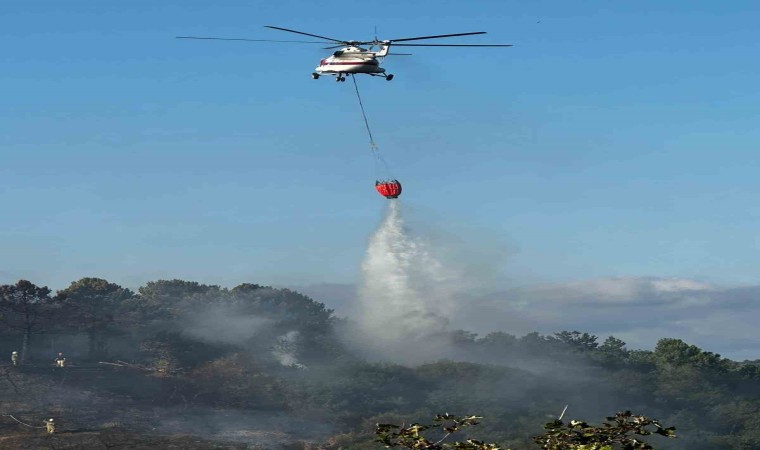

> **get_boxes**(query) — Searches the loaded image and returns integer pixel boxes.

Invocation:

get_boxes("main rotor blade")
[176,36,332,44]
[324,42,378,48]
[389,31,487,43]
[265,25,347,44]
[391,43,513,47]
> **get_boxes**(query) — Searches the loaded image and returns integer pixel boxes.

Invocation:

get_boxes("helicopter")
[177,26,512,82]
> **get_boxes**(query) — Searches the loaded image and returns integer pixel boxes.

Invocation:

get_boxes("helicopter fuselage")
[312,45,393,81]
[316,57,385,74]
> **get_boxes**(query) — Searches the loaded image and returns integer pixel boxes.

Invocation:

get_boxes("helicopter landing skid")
[319,73,346,82]
[368,73,394,81]
[311,72,346,81]
[312,72,393,82]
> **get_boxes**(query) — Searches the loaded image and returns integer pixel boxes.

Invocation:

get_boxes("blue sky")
[2,1,760,291]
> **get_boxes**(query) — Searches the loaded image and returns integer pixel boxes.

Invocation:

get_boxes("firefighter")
[54,352,65,368]
[11,351,18,366]
[45,418,55,434]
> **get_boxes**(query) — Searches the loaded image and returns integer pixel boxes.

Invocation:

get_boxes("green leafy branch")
[536,411,676,450]
[376,411,675,450]
[377,413,501,450]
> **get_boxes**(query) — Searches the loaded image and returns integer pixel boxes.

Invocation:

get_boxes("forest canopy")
[0,278,758,449]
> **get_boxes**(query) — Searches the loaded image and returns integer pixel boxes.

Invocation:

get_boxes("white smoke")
[182,306,272,345]
[351,201,466,361]
[272,330,306,369]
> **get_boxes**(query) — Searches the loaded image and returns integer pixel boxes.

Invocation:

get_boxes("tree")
[552,331,599,352]
[375,411,676,450]
[231,283,262,293]
[594,336,629,367]
[55,277,134,360]
[136,279,223,320]
[598,336,627,357]
[653,339,704,366]
[0,280,56,363]
[653,338,730,372]
[479,332,518,348]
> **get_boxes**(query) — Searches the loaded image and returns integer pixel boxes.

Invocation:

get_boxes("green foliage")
[599,336,627,357]
[551,331,599,352]
[0,280,55,333]
[299,362,425,424]
[376,412,675,450]
[189,353,287,409]
[479,332,519,349]
[55,277,135,359]
[376,413,498,449]
[653,339,731,372]
[538,411,676,450]
[0,280,57,362]
[136,279,223,319]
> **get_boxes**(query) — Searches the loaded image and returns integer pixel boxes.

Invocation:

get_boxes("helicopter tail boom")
[373,43,391,57]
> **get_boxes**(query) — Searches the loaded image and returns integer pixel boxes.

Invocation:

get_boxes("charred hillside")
[0,278,759,449]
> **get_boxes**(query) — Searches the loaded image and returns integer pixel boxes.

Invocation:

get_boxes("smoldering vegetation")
[0,206,759,449]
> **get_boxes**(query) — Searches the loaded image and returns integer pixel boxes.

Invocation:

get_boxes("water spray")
[355,202,461,353]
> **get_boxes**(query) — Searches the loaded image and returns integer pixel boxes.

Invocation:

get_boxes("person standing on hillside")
[54,352,65,368]
[11,351,18,366]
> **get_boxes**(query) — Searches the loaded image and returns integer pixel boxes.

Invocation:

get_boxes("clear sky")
[2,1,760,290]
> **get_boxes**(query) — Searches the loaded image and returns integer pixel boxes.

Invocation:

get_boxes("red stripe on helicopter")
[325,61,379,66]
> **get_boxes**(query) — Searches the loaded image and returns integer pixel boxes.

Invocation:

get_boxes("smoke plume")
[272,330,306,369]
[181,305,271,346]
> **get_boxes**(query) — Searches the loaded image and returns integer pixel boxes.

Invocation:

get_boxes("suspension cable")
[351,74,394,179]
[351,74,377,150]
